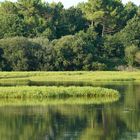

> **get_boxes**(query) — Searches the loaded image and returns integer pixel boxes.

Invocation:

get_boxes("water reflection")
[0,82,140,140]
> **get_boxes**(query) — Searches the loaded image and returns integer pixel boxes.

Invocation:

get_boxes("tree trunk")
[91,20,94,27]
[102,24,105,37]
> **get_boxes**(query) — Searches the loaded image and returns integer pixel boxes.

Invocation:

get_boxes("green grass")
[0,97,119,106]
[0,78,31,86]
[0,72,123,105]
[0,86,119,99]
[0,71,140,86]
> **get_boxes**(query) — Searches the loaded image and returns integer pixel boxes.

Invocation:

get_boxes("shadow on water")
[0,82,140,140]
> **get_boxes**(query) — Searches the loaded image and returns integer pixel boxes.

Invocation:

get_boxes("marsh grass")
[0,72,121,105]
[0,71,140,86]
[0,78,30,86]
[0,86,119,99]
[0,96,119,106]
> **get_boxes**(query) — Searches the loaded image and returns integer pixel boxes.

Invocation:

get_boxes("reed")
[0,97,119,106]
[0,71,140,86]
[0,86,119,99]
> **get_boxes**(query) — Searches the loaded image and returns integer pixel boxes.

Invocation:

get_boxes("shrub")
[125,45,138,67]
[92,62,107,71]
[0,37,42,71]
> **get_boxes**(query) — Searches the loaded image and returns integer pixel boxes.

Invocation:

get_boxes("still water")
[0,82,140,140]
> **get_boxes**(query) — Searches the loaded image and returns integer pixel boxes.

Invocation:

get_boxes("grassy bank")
[0,86,119,99]
[0,71,140,86]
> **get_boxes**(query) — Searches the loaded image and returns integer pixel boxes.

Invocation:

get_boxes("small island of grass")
[0,86,119,105]
[0,86,119,99]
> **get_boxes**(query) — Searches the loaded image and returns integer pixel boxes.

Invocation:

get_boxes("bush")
[135,51,140,65]
[0,37,42,71]
[125,45,138,67]
[92,62,107,71]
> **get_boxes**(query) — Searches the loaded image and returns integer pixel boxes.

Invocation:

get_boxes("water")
[0,82,140,140]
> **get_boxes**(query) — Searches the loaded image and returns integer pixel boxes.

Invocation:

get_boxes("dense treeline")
[0,0,140,71]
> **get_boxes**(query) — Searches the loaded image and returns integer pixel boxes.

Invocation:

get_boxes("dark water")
[0,82,140,140]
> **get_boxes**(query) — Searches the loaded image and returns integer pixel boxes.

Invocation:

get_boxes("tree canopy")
[0,0,139,71]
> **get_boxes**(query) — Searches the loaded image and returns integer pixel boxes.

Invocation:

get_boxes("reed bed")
[0,71,140,86]
[0,97,119,106]
[0,86,119,99]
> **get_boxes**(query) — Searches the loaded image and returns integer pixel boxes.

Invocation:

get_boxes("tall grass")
[0,78,30,86]
[0,97,119,106]
[0,71,140,86]
[0,86,119,99]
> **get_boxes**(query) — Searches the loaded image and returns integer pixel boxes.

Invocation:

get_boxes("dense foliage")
[0,0,140,71]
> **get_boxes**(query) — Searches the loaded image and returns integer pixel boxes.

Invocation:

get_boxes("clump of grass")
[0,86,119,99]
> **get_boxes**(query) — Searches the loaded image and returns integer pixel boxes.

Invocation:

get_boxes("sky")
[47,0,140,8]
[0,0,140,8]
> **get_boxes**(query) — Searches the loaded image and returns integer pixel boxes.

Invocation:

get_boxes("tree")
[120,15,140,47]
[52,35,76,70]
[52,27,101,71]
[0,1,17,14]
[55,7,87,38]
[102,34,125,69]
[125,45,138,67]
[123,2,138,24]
[104,34,124,58]
[16,0,47,37]
[135,51,140,65]
[0,14,24,38]
[82,0,124,36]
[75,27,100,70]
[0,37,41,71]
[0,1,24,38]
[30,37,55,70]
